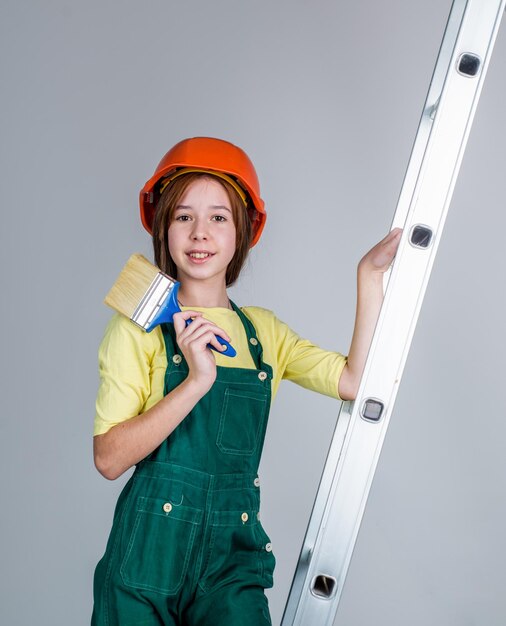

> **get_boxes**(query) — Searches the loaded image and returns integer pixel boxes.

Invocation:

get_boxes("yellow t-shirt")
[94,306,347,436]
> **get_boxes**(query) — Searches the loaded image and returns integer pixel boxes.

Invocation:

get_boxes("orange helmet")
[140,137,266,247]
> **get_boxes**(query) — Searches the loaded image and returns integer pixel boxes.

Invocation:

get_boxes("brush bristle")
[104,254,161,319]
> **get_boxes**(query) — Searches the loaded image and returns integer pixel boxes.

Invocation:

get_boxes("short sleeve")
[243,307,347,401]
[282,325,348,400]
[94,314,165,436]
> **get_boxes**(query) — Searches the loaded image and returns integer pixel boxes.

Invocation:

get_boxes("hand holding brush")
[104,254,236,357]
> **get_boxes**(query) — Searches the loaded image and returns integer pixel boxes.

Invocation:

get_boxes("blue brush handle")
[145,281,236,357]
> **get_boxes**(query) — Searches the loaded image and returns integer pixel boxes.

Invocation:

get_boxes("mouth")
[186,251,215,263]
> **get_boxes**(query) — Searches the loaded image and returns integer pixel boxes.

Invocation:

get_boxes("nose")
[190,217,209,241]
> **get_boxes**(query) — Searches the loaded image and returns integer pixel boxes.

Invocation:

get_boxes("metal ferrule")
[131,273,176,329]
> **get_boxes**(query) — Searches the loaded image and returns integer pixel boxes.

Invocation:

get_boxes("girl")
[92,137,401,625]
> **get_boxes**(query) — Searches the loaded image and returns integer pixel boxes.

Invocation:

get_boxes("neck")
[177,280,231,309]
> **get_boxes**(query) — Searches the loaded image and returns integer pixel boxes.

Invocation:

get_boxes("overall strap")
[161,321,178,360]
[229,301,268,372]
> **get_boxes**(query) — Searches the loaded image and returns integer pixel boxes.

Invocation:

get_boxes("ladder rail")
[281,0,506,623]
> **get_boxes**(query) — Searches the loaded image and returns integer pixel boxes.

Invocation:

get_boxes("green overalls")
[92,304,276,625]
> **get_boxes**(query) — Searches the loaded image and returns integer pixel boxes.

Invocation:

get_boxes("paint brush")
[104,253,236,357]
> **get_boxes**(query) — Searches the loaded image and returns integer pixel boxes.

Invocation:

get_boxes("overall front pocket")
[216,387,268,455]
[120,496,203,595]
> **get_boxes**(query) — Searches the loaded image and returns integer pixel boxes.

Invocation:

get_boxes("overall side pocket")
[120,496,203,595]
[199,509,275,592]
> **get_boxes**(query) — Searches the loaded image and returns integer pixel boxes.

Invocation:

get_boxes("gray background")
[1,1,505,625]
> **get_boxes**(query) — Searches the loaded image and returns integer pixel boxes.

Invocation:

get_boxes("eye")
[212,215,227,222]
[174,214,191,222]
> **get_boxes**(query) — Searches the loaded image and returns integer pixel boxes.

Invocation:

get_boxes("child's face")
[168,177,237,286]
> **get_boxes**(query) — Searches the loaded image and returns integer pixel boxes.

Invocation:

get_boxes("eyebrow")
[175,205,232,212]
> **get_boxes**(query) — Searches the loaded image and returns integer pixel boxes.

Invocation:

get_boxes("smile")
[186,251,215,264]
[188,252,212,259]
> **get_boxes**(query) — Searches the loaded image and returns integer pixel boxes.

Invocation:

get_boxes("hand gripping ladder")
[281,1,505,624]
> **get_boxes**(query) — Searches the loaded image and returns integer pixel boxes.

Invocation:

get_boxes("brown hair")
[152,172,252,287]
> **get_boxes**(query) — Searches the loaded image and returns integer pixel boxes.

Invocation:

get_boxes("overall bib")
[92,304,276,625]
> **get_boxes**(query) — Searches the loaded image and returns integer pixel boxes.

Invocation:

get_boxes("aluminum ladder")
[281,1,506,623]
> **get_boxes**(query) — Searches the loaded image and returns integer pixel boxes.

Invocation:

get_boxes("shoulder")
[241,305,276,319]
[99,313,164,360]
[101,312,147,346]
[240,306,293,338]
[241,305,280,326]
[103,311,144,337]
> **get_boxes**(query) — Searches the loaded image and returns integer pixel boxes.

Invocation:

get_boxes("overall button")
[249,337,258,346]
[254,477,260,487]
[265,543,273,552]
[241,512,249,523]
[172,354,182,365]
[162,502,173,514]
[258,371,268,381]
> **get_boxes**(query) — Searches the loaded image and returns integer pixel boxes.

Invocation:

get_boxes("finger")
[183,322,231,346]
[378,229,402,253]
[200,331,228,353]
[179,317,232,344]
[209,334,229,352]
[382,228,402,245]
[207,325,232,345]
[173,310,202,335]
[177,310,204,321]
[387,229,402,252]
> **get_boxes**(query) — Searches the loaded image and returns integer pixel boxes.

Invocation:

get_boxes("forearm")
[338,265,384,400]
[338,228,401,400]
[93,377,208,480]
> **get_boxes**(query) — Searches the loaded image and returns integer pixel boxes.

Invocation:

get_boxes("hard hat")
[140,137,266,247]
